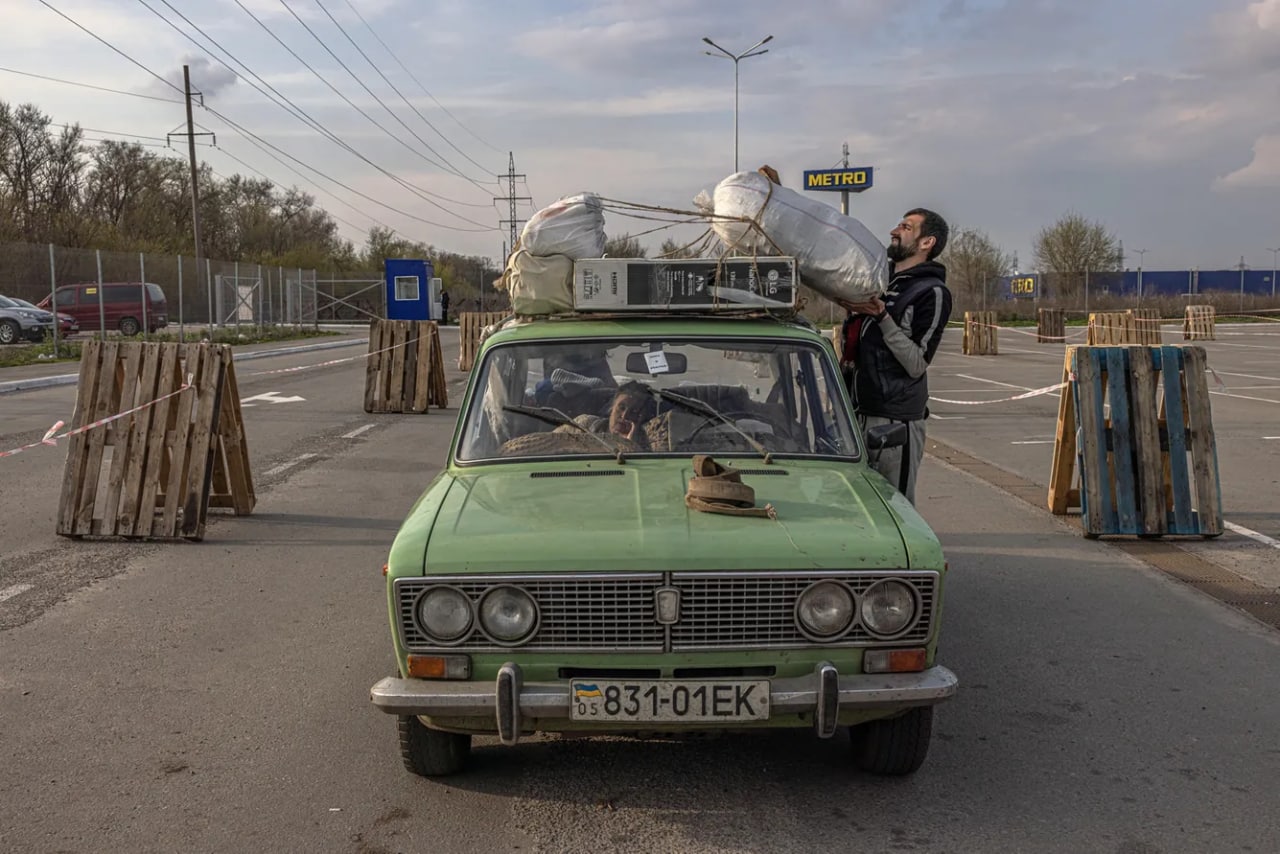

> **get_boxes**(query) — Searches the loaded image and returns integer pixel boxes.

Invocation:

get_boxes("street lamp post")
[702,35,773,172]
[1268,247,1279,299]
[1134,248,1148,304]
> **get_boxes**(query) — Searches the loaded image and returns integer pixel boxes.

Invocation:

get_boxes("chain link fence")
[0,241,327,340]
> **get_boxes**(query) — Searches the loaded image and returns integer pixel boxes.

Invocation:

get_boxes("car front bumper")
[370,662,958,745]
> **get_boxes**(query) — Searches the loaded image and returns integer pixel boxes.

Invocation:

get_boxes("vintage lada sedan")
[370,310,957,777]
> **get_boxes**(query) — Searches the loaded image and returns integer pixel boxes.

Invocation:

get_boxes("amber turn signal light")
[406,654,472,680]
[863,648,927,673]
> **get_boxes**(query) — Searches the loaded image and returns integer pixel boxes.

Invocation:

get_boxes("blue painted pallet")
[1070,346,1222,538]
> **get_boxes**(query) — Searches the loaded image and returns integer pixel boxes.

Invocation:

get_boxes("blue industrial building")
[997,269,1278,300]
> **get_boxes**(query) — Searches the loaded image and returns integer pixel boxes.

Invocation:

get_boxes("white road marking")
[1224,522,1280,551]
[341,424,376,439]
[929,414,966,420]
[0,583,34,603]
[1011,440,1055,445]
[1264,436,1280,440]
[1212,370,1280,383]
[1208,390,1280,405]
[264,453,317,476]
[955,373,1033,390]
[242,391,307,408]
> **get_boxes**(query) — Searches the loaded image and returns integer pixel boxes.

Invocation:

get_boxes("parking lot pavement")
[924,322,1280,592]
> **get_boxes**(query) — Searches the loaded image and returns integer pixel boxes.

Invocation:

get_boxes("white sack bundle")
[703,170,888,302]
[520,193,606,259]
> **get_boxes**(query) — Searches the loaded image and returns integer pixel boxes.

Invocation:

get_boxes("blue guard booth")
[384,258,436,320]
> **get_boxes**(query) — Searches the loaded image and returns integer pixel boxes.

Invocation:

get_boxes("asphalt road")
[1,328,1278,853]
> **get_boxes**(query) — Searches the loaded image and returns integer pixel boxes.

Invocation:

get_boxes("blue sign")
[1003,274,1039,299]
[802,167,873,193]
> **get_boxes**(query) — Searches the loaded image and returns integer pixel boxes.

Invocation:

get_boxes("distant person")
[439,289,450,324]
[839,208,953,505]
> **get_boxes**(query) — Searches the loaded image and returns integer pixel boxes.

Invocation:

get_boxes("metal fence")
[0,241,339,339]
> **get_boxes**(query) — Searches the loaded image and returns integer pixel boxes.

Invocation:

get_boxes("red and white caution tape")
[931,381,1067,406]
[0,375,192,460]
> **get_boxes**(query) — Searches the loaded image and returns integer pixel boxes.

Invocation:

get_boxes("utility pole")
[496,152,531,258]
[167,66,215,332]
[840,141,850,216]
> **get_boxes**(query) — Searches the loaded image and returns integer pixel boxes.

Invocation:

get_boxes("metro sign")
[802,168,874,193]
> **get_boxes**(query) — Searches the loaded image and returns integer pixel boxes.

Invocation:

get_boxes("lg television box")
[572,258,797,311]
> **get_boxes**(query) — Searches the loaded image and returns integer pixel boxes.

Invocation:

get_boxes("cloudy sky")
[2,0,1278,271]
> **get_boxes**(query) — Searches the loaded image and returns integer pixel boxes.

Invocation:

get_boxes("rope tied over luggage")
[685,455,776,519]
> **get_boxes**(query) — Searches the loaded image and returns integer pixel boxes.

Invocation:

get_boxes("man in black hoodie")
[838,208,952,504]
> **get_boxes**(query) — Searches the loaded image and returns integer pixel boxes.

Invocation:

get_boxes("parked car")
[370,288,957,778]
[8,296,78,336]
[0,294,56,344]
[37,282,168,336]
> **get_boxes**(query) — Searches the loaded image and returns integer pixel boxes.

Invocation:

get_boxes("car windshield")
[0,295,18,308]
[456,335,859,462]
[9,297,37,309]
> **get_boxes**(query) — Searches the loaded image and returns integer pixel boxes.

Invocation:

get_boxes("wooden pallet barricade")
[1037,308,1066,343]
[1047,345,1222,538]
[458,311,507,371]
[961,311,998,355]
[363,320,447,413]
[1184,305,1216,340]
[56,341,254,541]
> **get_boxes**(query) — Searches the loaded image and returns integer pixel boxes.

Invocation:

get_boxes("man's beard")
[886,238,915,263]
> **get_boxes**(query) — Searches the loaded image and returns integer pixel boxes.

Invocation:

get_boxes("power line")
[142,0,495,215]
[339,0,504,157]
[35,0,495,234]
[213,142,395,236]
[64,124,173,144]
[207,160,370,238]
[34,0,182,95]
[316,0,496,178]
[247,0,496,202]
[0,66,183,103]
[205,104,495,232]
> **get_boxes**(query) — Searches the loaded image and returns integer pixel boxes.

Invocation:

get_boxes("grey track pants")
[860,415,927,505]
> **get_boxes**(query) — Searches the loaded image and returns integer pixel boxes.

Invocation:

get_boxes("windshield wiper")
[501,404,626,463]
[649,388,774,464]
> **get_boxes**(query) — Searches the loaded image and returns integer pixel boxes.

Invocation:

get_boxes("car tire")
[398,715,470,777]
[0,319,20,345]
[849,705,933,776]
[119,317,141,337]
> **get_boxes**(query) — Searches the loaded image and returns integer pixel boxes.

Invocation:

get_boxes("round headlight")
[479,586,538,644]
[795,580,855,640]
[418,587,473,643]
[860,580,918,638]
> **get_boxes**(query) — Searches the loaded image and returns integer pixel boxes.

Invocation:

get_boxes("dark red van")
[40,282,168,336]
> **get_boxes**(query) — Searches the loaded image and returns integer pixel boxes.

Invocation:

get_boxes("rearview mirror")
[625,351,688,375]
[865,422,908,451]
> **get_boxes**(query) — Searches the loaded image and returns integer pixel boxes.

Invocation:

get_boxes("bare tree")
[1033,212,1122,298]
[943,227,1016,311]
[603,233,647,258]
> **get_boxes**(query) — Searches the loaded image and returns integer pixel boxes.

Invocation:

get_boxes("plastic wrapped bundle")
[520,193,606,259]
[701,171,888,303]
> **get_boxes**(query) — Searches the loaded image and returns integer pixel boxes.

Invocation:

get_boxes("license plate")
[569,679,770,722]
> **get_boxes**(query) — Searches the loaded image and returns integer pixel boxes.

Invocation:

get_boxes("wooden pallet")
[961,311,998,355]
[1128,308,1162,345]
[56,341,254,541]
[1037,308,1066,343]
[1047,345,1222,537]
[457,311,507,371]
[1184,305,1216,341]
[363,319,447,413]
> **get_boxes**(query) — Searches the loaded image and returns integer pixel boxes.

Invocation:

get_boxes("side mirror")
[625,351,688,375]
[865,422,908,450]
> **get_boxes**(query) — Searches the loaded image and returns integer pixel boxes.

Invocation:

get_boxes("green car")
[370,311,957,777]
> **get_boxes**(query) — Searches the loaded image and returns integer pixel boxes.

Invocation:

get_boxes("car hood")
[421,460,911,573]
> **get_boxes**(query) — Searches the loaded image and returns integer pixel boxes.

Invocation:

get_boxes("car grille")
[395,571,938,653]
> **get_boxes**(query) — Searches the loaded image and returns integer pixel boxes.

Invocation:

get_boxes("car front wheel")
[397,715,470,777]
[0,319,18,345]
[119,317,141,336]
[849,705,933,776]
